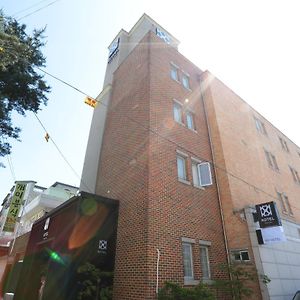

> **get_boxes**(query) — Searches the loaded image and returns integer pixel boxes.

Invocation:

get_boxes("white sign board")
[261,226,286,244]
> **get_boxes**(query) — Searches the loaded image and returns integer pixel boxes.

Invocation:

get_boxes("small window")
[200,246,211,279]
[231,250,250,263]
[173,102,183,124]
[192,161,213,187]
[279,137,289,152]
[177,155,187,181]
[182,242,194,280]
[289,166,300,184]
[264,150,279,171]
[186,111,195,130]
[182,74,190,89]
[171,64,179,81]
[277,191,293,215]
[254,117,267,135]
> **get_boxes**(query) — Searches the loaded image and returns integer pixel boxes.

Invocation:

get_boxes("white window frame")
[192,159,213,187]
[198,162,213,186]
[231,249,250,263]
[186,111,195,130]
[199,245,211,279]
[170,63,179,82]
[173,101,183,124]
[279,137,289,152]
[276,190,293,216]
[182,242,194,280]
[254,117,267,135]
[177,155,187,181]
[264,149,279,171]
[182,73,190,90]
[289,166,300,184]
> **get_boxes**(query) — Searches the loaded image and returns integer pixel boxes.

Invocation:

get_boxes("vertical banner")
[3,182,27,232]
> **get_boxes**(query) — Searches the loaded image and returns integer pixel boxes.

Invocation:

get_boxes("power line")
[33,113,92,193]
[17,0,61,21]
[37,67,300,212]
[12,0,54,17]
[3,43,300,214]
[6,155,16,182]
[36,67,93,98]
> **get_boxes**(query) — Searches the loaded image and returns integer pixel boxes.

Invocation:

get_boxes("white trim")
[182,242,194,281]
[173,98,183,106]
[191,157,202,164]
[170,61,180,69]
[176,150,188,158]
[178,178,191,185]
[200,245,211,279]
[184,279,199,286]
[181,237,196,244]
[198,162,213,186]
[199,240,211,246]
[181,69,190,77]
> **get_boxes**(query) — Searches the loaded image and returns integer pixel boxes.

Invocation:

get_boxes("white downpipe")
[156,248,160,294]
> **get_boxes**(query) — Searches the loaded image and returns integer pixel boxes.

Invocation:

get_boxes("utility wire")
[12,0,54,17]
[37,67,300,213]
[6,155,16,182]
[36,67,93,98]
[33,113,92,193]
[17,0,61,21]
[3,43,297,213]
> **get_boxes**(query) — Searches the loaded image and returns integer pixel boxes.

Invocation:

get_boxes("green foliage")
[0,11,50,159]
[76,262,113,300]
[213,264,270,300]
[158,281,216,300]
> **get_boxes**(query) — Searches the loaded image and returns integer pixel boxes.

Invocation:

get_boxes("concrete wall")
[246,207,300,300]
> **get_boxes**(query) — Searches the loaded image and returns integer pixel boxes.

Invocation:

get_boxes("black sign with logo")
[255,201,281,228]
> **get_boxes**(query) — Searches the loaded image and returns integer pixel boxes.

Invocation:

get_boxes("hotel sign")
[255,201,281,228]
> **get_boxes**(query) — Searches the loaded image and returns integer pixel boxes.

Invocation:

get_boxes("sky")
[1,0,300,201]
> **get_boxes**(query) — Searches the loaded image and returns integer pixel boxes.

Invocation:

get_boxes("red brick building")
[81,14,300,300]
[81,14,229,300]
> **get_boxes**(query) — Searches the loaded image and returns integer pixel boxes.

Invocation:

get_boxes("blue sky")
[1,0,300,200]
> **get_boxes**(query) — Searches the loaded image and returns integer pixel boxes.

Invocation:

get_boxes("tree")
[0,11,50,160]
[213,264,270,300]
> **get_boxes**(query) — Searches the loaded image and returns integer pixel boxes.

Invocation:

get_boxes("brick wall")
[203,71,300,299]
[96,32,229,299]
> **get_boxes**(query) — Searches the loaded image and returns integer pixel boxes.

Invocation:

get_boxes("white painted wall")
[246,207,300,300]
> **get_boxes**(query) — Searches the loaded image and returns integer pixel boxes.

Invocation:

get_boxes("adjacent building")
[203,73,300,299]
[0,181,78,297]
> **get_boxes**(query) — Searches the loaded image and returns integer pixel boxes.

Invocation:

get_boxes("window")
[254,117,267,135]
[182,73,190,89]
[173,102,183,124]
[186,111,195,130]
[277,191,293,215]
[279,137,289,152]
[231,250,250,263]
[182,242,194,280]
[200,246,211,279]
[177,155,187,181]
[170,64,179,81]
[289,166,300,184]
[192,160,213,187]
[264,150,279,171]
